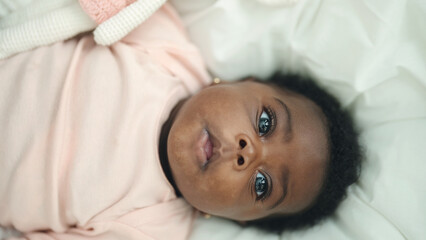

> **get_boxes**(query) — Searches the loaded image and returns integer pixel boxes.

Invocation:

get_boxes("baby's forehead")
[241,80,302,100]
[232,79,279,91]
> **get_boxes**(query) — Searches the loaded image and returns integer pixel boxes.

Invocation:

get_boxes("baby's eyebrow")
[274,98,292,142]
[268,168,289,210]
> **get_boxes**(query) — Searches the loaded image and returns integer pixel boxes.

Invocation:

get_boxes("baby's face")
[167,80,329,221]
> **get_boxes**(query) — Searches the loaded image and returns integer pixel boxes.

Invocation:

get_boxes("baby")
[161,74,362,232]
[0,3,361,240]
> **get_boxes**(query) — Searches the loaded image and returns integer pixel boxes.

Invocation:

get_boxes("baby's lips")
[204,134,213,160]
[196,129,209,167]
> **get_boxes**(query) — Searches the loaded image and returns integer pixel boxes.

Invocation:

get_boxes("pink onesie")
[0,4,210,240]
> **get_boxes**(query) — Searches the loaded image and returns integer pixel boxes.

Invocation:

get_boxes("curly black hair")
[244,73,362,232]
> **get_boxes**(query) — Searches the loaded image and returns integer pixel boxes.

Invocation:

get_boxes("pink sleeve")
[120,3,211,93]
[8,223,157,240]
[7,200,195,240]
[8,217,192,240]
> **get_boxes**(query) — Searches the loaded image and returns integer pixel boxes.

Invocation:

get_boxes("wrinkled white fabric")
[170,0,426,239]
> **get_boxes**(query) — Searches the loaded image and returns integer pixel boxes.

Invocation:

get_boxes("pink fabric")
[79,0,137,24]
[0,4,210,240]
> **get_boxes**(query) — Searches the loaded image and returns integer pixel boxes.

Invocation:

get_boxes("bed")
[1,0,425,239]
[169,0,426,239]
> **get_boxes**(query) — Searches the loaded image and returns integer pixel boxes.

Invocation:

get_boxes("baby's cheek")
[208,168,243,203]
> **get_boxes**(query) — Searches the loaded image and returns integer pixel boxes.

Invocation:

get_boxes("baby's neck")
[158,98,187,197]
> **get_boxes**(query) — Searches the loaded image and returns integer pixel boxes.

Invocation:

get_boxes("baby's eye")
[258,109,271,136]
[255,172,268,199]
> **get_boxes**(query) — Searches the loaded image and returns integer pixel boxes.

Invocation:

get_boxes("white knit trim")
[0,0,167,58]
[0,1,96,59]
[93,0,166,46]
[0,0,73,29]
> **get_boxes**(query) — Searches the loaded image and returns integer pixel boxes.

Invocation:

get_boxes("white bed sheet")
[170,0,426,239]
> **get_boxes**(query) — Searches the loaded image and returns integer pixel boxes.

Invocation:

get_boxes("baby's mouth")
[196,128,219,169]
[204,132,213,161]
[196,129,213,167]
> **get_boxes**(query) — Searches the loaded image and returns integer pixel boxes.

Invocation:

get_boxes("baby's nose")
[235,134,256,169]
